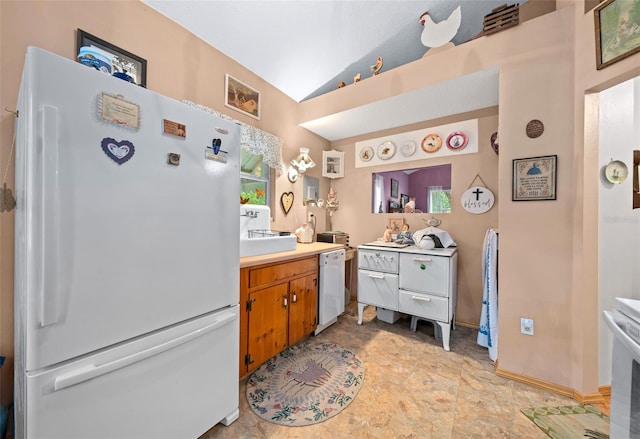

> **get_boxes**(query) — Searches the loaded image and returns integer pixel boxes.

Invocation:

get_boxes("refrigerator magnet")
[205,138,228,163]
[163,119,186,138]
[167,153,181,166]
[101,137,135,165]
[98,93,140,129]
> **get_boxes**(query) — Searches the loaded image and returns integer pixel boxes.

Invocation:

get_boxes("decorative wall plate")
[421,133,442,153]
[461,186,495,214]
[401,140,416,157]
[359,146,374,162]
[377,141,395,160]
[490,132,499,155]
[526,119,544,138]
[605,160,628,184]
[446,131,468,150]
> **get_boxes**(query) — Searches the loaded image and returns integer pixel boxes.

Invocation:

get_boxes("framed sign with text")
[512,155,557,201]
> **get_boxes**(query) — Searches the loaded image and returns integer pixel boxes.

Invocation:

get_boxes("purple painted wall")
[372,164,450,213]
[408,164,451,212]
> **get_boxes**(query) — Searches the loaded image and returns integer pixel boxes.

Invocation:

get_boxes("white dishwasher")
[315,249,346,335]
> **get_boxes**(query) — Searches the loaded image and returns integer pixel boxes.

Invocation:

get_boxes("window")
[240,149,270,205]
[428,186,452,214]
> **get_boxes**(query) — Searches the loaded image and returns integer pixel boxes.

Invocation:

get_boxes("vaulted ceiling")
[143,1,527,103]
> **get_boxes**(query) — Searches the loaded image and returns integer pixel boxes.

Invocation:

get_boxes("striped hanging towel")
[477,228,498,361]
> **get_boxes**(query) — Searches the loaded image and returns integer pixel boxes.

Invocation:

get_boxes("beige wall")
[304,1,640,398]
[329,109,499,328]
[0,0,329,406]
[2,0,640,408]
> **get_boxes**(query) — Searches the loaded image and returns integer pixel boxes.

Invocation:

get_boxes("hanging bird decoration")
[370,56,383,76]
[337,81,346,88]
[419,5,462,48]
[353,73,362,83]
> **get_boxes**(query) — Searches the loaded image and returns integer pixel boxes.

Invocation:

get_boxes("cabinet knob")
[292,292,297,303]
[283,296,288,308]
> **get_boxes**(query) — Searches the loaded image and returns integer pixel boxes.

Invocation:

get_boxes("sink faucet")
[241,209,259,219]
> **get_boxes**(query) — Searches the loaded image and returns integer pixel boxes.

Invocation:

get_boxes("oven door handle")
[603,310,640,360]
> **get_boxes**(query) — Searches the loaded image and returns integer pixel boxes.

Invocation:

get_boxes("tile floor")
[200,302,605,438]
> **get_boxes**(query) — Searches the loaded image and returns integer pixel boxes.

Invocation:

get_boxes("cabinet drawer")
[399,290,449,322]
[357,269,398,310]
[249,257,317,288]
[399,253,449,297]
[358,249,398,274]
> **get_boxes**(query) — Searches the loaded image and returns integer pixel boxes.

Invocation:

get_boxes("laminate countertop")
[239,242,344,268]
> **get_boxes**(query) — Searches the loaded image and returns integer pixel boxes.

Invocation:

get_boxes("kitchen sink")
[239,205,297,257]
[240,234,297,258]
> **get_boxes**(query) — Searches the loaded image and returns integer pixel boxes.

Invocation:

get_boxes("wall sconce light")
[288,147,315,183]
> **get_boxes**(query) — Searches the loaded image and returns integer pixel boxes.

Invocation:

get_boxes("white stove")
[603,297,640,438]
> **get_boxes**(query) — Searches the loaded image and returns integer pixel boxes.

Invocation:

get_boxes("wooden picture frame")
[391,178,399,198]
[512,155,557,201]
[388,216,404,234]
[76,29,147,87]
[225,74,260,120]
[594,0,640,70]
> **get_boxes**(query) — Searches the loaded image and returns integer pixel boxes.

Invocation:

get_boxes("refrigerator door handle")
[40,104,61,327]
[53,310,236,391]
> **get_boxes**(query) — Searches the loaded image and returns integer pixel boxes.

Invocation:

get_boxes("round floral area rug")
[246,341,365,426]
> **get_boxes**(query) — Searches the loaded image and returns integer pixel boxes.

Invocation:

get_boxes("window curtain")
[182,100,285,174]
[374,174,384,213]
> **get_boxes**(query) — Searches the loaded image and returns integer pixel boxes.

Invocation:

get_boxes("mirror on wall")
[372,164,452,214]
[302,175,319,205]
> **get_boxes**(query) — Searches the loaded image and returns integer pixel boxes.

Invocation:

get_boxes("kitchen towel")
[477,228,498,361]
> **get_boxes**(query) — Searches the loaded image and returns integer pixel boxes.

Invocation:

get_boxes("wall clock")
[446,131,468,150]
[421,133,442,153]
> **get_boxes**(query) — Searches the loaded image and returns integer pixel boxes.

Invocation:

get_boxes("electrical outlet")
[521,318,534,336]
[307,212,314,222]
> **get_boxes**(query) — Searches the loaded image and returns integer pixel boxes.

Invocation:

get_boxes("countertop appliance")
[317,231,349,246]
[14,47,240,438]
[603,297,640,438]
[315,249,345,334]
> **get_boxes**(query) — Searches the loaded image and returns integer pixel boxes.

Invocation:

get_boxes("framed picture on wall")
[400,193,410,207]
[512,155,557,201]
[391,178,399,198]
[388,216,404,234]
[225,74,260,119]
[594,0,640,70]
[76,29,147,87]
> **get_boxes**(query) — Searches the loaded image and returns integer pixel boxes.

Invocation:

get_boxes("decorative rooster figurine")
[419,5,462,48]
[370,56,383,76]
[353,73,361,83]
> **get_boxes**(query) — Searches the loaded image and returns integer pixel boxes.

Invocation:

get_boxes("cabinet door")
[357,269,399,310]
[399,253,449,297]
[288,275,318,346]
[247,283,288,371]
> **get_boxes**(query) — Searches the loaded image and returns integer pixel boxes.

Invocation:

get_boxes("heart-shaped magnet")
[101,137,135,165]
[280,192,294,215]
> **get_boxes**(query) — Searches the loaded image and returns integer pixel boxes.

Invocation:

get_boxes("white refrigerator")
[14,47,240,439]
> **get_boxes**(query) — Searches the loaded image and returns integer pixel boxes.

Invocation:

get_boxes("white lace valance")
[183,100,285,174]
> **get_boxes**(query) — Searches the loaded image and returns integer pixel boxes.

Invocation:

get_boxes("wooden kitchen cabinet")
[239,256,318,377]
